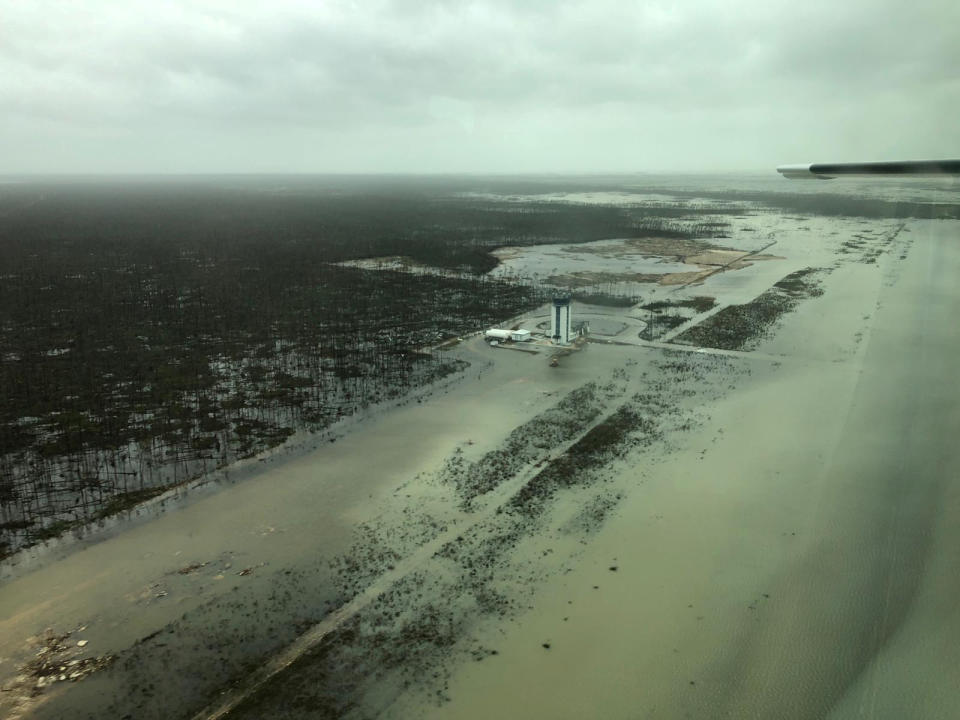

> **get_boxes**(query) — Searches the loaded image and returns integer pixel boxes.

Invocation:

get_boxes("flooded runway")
[393,219,960,719]
[2,208,959,719]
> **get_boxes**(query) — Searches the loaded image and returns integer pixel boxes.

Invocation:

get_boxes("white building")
[485,328,533,343]
[485,328,513,341]
[550,297,572,344]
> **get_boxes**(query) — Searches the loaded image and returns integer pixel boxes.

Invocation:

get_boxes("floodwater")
[491,239,699,280]
[0,324,636,719]
[3,183,960,719]
[393,219,960,719]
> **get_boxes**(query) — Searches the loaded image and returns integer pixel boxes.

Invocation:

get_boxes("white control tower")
[550,297,572,344]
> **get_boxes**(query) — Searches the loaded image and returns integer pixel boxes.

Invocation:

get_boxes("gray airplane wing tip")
[778,159,960,179]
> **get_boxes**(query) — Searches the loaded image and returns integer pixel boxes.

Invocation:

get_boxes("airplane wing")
[777,159,960,179]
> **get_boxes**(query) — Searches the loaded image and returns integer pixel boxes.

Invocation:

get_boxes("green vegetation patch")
[641,296,717,313]
[671,268,827,350]
[509,404,651,518]
[571,292,639,307]
[450,382,607,506]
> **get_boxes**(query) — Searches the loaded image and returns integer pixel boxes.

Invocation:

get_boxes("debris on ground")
[3,629,115,706]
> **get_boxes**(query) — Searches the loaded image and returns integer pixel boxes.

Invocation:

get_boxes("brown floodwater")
[3,213,959,720]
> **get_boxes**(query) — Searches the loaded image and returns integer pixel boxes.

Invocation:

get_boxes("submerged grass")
[450,382,607,505]
[671,268,827,351]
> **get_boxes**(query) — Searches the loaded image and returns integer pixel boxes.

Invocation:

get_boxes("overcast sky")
[2,0,958,174]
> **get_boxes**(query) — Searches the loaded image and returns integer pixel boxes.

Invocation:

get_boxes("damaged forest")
[0,176,722,557]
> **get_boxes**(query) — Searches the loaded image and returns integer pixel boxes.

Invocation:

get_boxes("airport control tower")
[550,296,572,344]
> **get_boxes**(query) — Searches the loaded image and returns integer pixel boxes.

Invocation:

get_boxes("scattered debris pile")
[0,627,114,720]
[23,630,113,691]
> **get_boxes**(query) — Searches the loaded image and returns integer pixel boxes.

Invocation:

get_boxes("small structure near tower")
[550,296,572,345]
[485,327,533,343]
[484,328,513,342]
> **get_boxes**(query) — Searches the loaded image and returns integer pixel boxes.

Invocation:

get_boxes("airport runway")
[400,219,960,719]
[3,219,958,719]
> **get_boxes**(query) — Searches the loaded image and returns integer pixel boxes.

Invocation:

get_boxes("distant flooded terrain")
[1,175,959,719]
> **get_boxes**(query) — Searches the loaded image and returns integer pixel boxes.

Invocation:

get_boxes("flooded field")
[489,236,785,296]
[2,177,959,720]
[400,219,960,720]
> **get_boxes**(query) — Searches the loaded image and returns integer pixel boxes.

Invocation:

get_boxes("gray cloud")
[1,0,958,172]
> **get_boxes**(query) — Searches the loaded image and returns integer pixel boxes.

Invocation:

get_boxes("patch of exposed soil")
[656,270,714,286]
